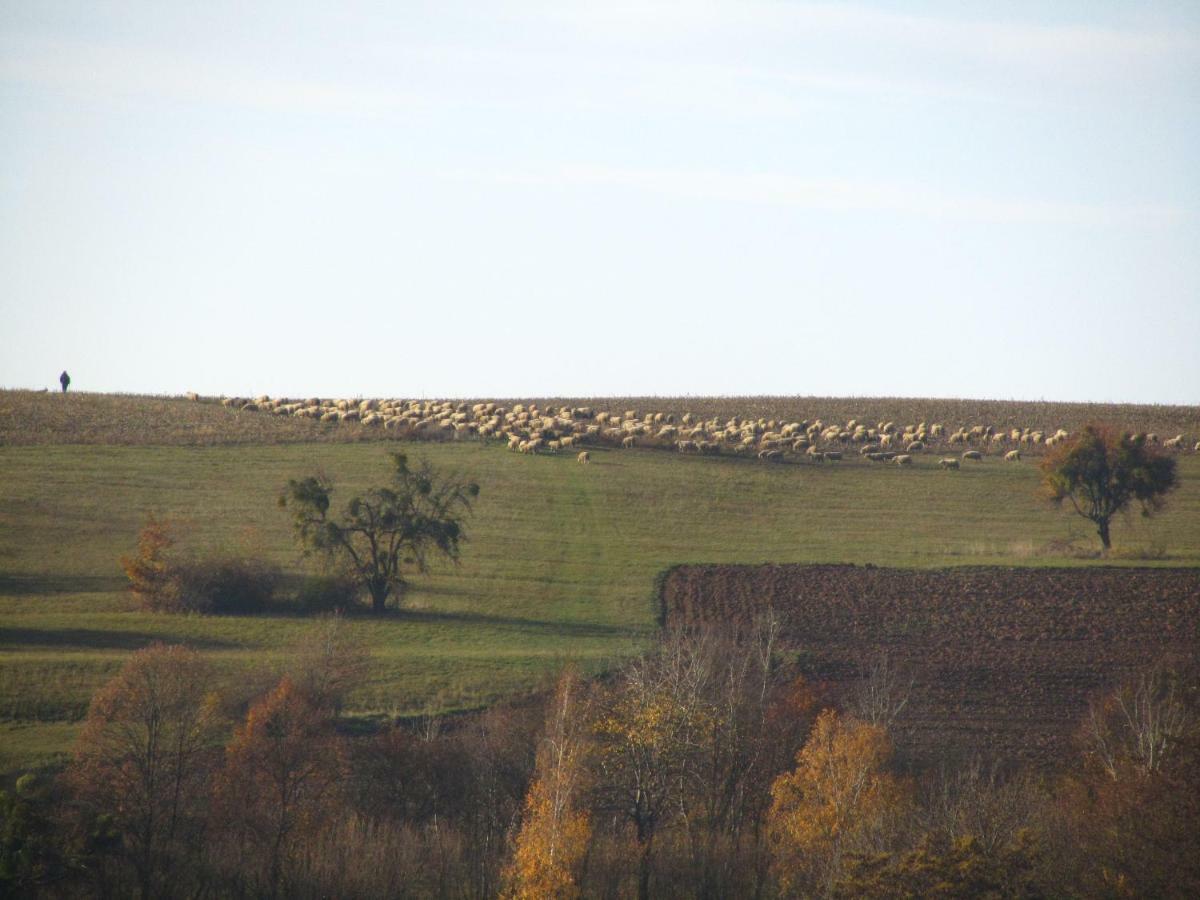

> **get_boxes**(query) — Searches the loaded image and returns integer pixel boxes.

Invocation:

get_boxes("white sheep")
[1004,449,1021,462]
[622,435,636,448]
[894,454,913,466]
[938,458,960,469]
[962,450,983,461]
[577,451,590,464]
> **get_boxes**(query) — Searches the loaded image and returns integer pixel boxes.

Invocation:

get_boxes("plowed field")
[662,564,1200,767]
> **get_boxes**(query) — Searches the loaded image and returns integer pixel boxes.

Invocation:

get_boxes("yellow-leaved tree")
[767,708,910,896]
[504,668,592,900]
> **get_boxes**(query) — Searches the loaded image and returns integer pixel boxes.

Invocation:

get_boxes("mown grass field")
[2,392,1198,775]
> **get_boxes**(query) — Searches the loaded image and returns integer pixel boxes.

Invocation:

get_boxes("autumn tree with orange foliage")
[589,630,722,900]
[504,667,593,900]
[119,515,179,612]
[767,709,911,897]
[66,643,222,898]
[214,677,345,897]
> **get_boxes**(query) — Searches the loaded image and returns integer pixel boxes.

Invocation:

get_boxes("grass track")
[2,440,1198,774]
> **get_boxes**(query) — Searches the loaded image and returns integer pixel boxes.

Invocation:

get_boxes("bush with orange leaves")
[212,676,345,897]
[119,515,180,612]
[65,643,223,898]
[767,709,912,897]
[504,668,593,900]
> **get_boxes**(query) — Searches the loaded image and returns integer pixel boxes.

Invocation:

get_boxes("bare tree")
[1082,663,1196,780]
[851,652,914,731]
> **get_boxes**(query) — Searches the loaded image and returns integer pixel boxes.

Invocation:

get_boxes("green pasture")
[2,441,1198,774]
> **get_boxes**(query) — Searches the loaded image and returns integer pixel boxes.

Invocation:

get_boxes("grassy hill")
[2,391,1198,774]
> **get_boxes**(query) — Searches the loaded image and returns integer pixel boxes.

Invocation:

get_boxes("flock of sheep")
[213,395,1197,467]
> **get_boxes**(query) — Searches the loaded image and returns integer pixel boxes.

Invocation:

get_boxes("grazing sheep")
[962,450,983,461]
[547,440,561,452]
[938,458,960,470]
[894,454,913,466]
[676,440,698,453]
[758,449,784,462]
[1195,441,1200,452]
[622,435,636,449]
[824,451,842,461]
[807,450,825,463]
[577,451,590,464]
[1004,449,1021,462]
[1164,434,1184,448]
[906,441,925,453]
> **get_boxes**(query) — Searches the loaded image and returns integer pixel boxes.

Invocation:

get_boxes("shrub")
[296,574,361,614]
[174,556,280,615]
[121,517,279,614]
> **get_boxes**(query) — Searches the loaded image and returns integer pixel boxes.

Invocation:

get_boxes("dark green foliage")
[0,775,61,891]
[280,452,479,612]
[174,556,280,615]
[296,573,361,614]
[1042,424,1179,550]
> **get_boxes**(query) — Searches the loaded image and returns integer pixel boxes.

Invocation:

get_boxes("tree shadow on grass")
[0,627,239,652]
[393,608,645,640]
[0,574,127,596]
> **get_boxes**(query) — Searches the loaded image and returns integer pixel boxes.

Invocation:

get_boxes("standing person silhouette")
[59,370,70,393]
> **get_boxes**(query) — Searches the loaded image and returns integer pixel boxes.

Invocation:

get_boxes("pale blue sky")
[2,2,1198,403]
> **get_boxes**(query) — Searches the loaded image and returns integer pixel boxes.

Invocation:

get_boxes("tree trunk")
[369,581,390,613]
[1097,518,1112,552]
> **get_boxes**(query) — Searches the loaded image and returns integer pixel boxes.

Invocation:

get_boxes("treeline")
[2,618,1197,898]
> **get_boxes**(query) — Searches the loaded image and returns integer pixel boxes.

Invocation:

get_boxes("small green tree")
[1041,424,1178,552]
[280,452,479,612]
